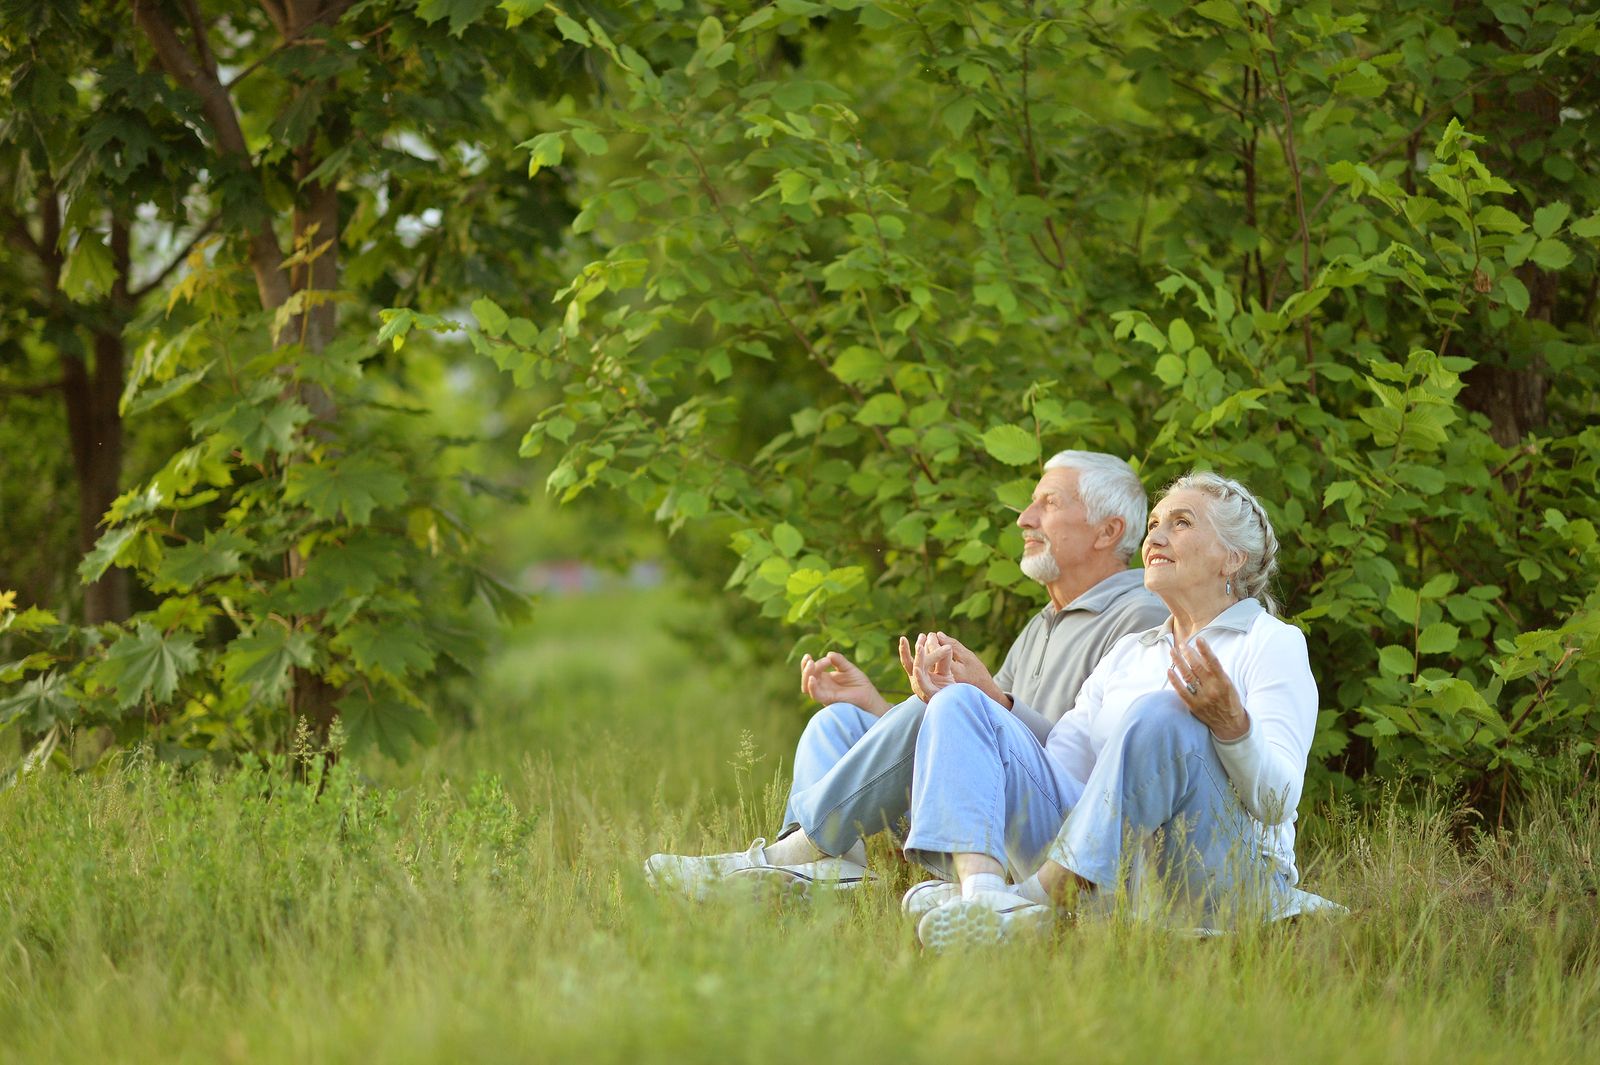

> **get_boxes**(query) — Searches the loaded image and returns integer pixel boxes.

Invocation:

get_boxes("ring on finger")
[1185,680,1199,695]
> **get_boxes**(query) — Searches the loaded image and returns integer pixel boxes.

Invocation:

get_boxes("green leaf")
[772,522,804,558]
[60,236,116,302]
[415,0,495,35]
[696,15,724,50]
[338,621,437,679]
[553,13,590,43]
[1386,584,1419,622]
[571,127,609,156]
[942,96,977,136]
[1420,573,1458,599]
[1153,353,1186,386]
[0,671,76,731]
[284,455,409,526]
[1378,644,1415,678]
[1499,275,1530,314]
[472,297,510,337]
[1417,622,1461,656]
[1167,319,1194,354]
[223,625,315,704]
[99,624,200,709]
[1532,202,1570,238]
[981,425,1040,467]
[1529,239,1573,271]
[855,393,905,427]
[151,530,249,592]
[522,132,564,177]
[832,346,886,386]
[1570,213,1600,239]
[338,692,437,761]
[79,526,141,582]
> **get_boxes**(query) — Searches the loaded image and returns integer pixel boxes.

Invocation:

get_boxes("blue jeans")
[902,684,1289,925]
[780,697,931,855]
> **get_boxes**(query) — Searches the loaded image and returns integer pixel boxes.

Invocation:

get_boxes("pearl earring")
[1225,577,1233,597]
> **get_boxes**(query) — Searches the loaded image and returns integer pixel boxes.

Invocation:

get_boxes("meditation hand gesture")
[898,632,1008,708]
[800,651,892,716]
[1168,636,1250,742]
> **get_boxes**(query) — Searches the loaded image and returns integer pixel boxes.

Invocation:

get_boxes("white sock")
[961,872,1008,898]
[1012,874,1052,907]
[842,839,868,867]
[762,832,823,866]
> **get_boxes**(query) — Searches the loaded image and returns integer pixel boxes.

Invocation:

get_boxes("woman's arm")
[1211,623,1318,825]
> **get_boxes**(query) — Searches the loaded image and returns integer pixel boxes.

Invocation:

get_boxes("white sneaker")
[644,839,774,900]
[725,854,874,900]
[901,879,960,920]
[916,890,1054,951]
[644,839,873,900]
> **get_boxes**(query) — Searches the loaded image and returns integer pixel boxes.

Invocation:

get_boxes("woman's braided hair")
[1164,470,1281,616]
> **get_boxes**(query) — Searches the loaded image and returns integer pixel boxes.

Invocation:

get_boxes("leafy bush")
[428,0,1600,809]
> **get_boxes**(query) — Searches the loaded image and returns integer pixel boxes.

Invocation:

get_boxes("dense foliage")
[395,0,1600,808]
[4,1,1598,811]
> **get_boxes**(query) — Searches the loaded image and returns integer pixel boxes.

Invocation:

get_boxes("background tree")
[1,0,584,766]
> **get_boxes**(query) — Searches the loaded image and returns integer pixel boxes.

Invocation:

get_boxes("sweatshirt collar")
[1137,597,1264,646]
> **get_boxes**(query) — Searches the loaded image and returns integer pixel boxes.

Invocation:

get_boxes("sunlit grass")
[2,584,1597,1063]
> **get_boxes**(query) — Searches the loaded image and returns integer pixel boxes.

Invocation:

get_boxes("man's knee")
[803,701,873,742]
[923,683,1001,730]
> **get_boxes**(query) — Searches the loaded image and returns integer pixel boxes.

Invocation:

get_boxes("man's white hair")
[1042,450,1148,559]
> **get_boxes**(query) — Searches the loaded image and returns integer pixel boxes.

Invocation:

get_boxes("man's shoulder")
[1100,582,1169,628]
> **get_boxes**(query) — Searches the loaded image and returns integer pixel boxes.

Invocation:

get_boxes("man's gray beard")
[1020,550,1060,584]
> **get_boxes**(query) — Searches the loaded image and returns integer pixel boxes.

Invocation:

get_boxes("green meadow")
[4,585,1597,1064]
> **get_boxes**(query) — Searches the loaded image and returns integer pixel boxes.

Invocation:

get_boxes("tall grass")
[2,585,1597,1064]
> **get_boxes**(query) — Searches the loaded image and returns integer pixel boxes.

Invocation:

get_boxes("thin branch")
[0,378,65,399]
[1264,18,1316,392]
[130,214,222,300]
[180,0,219,76]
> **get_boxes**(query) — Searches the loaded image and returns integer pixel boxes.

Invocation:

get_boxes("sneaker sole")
[901,883,959,920]
[917,900,1050,952]
[725,865,873,901]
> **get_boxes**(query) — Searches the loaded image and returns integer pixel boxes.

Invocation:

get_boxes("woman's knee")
[1112,691,1209,753]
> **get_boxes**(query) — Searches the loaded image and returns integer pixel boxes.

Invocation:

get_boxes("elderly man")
[645,450,1168,898]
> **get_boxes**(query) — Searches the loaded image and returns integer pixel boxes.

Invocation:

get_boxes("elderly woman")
[898,471,1328,948]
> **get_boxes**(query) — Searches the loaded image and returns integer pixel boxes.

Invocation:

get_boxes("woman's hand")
[1167,637,1250,741]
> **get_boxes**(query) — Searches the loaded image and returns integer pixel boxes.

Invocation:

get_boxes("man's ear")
[1094,516,1125,551]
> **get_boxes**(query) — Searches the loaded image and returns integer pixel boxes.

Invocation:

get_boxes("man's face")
[1016,468,1098,585]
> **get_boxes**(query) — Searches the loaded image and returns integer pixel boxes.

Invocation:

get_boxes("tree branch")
[130,214,222,300]
[0,378,65,399]
[1264,19,1316,393]
[132,0,291,316]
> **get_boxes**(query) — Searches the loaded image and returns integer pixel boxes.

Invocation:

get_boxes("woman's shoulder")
[1244,608,1313,657]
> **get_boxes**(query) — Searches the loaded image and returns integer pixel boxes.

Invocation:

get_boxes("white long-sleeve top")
[1044,598,1319,883]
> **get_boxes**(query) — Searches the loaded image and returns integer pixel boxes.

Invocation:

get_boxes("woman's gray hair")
[1164,470,1281,615]
[1043,450,1147,559]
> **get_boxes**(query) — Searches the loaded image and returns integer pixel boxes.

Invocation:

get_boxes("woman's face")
[1141,488,1240,601]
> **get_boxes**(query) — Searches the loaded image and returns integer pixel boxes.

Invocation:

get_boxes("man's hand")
[800,651,893,715]
[898,631,1010,708]
[898,632,954,701]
